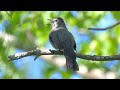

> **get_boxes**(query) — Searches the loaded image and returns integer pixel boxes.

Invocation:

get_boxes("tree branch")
[8,48,117,78]
[8,48,120,61]
[88,21,120,30]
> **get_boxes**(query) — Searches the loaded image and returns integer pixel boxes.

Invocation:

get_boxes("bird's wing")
[58,30,76,49]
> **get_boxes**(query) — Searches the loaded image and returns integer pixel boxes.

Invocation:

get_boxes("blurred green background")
[0,11,120,79]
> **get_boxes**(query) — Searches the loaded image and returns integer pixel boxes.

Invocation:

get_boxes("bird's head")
[47,17,67,29]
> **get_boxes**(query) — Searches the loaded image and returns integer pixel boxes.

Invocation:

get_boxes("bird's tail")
[63,48,79,71]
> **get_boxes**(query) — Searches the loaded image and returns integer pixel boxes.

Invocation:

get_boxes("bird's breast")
[49,30,64,50]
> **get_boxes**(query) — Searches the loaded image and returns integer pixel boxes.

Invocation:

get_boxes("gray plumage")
[48,17,79,71]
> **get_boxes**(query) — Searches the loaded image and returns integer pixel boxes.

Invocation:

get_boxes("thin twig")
[88,21,120,30]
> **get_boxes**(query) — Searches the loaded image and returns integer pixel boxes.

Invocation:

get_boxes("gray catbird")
[48,17,79,71]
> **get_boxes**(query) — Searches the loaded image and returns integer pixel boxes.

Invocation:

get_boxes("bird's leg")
[49,49,55,53]
[58,49,63,52]
[49,49,59,53]
[49,49,63,53]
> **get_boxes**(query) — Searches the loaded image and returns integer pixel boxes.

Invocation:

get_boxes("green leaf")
[12,11,22,25]
[112,11,120,20]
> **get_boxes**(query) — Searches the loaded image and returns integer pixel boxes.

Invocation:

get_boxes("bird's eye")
[55,20,57,22]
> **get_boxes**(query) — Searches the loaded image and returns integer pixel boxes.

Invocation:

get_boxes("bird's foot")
[49,49,55,53]
[49,49,63,53]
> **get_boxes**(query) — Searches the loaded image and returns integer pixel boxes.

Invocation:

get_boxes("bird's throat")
[52,27,67,31]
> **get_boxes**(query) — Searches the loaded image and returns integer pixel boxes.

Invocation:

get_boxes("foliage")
[0,11,120,79]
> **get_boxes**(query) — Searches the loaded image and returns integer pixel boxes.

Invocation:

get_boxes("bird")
[48,17,79,71]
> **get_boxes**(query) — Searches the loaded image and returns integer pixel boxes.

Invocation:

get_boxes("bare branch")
[8,48,117,79]
[8,48,120,61]
[88,21,120,30]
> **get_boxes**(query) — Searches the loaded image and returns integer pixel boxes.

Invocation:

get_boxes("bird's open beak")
[47,19,53,23]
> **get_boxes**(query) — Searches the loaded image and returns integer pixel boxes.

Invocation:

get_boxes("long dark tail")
[63,48,79,71]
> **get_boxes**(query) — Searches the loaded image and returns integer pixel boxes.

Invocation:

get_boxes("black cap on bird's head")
[56,17,64,22]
